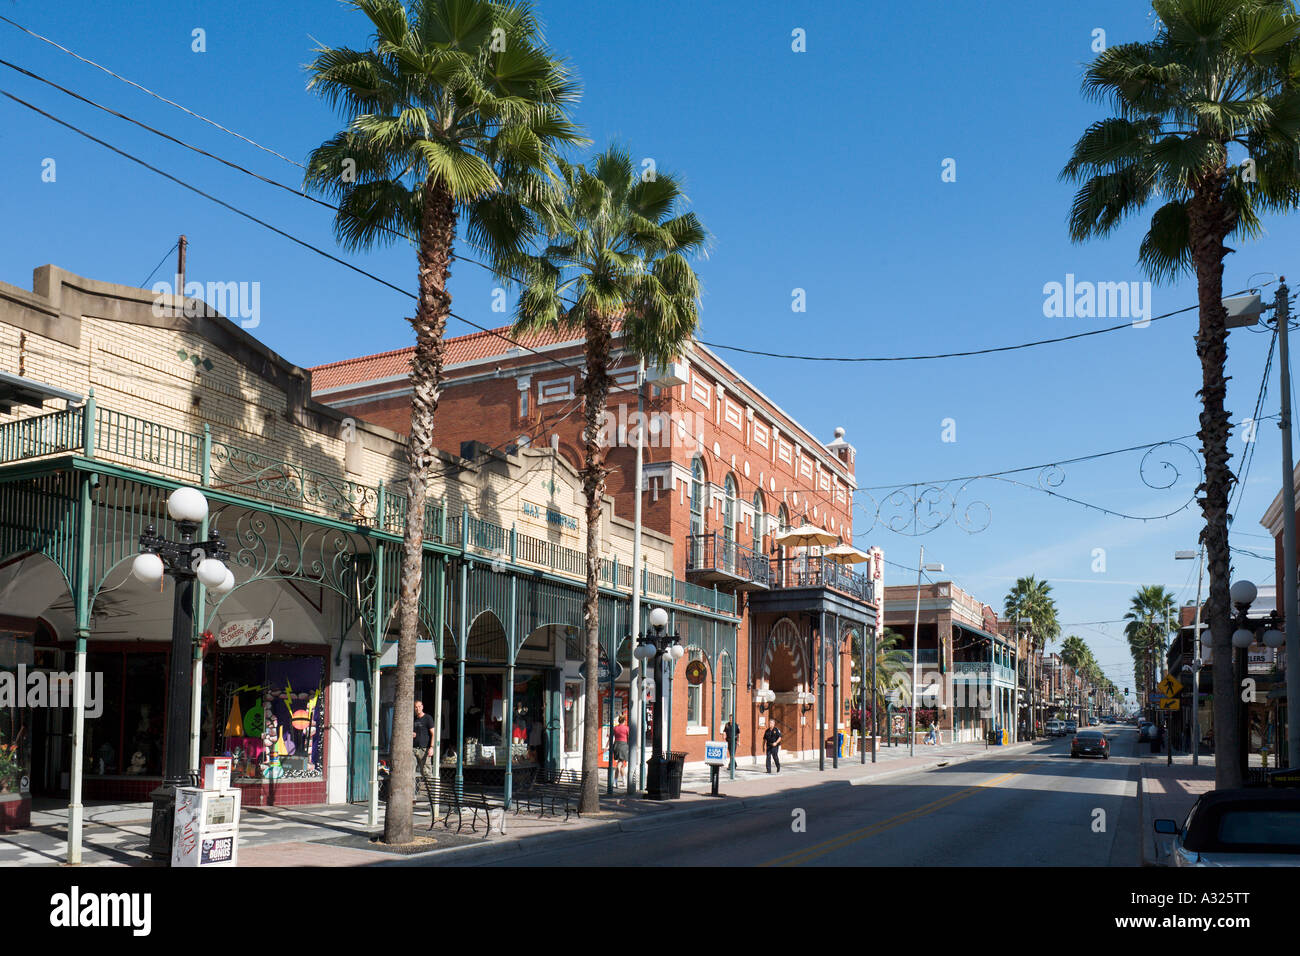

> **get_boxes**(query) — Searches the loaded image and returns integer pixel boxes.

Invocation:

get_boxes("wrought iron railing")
[686,532,772,587]
[0,402,738,617]
[769,554,876,604]
[0,406,84,462]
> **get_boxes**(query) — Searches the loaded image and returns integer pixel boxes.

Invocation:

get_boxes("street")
[405,728,1144,867]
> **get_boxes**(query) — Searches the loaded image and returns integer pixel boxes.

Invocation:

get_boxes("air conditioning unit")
[647,359,688,387]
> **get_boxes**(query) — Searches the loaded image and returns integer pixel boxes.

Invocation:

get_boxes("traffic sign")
[1158,697,1181,710]
[1158,675,1183,698]
[1148,692,1163,704]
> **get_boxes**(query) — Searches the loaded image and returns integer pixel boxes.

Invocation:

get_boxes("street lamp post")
[1230,580,1284,782]
[132,487,234,861]
[633,606,683,800]
[910,548,944,757]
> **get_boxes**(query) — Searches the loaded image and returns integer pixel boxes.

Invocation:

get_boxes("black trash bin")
[665,751,687,799]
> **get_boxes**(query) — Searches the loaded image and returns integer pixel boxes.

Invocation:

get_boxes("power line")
[697,293,1258,364]
[139,239,178,289]
[0,86,596,382]
[0,13,304,169]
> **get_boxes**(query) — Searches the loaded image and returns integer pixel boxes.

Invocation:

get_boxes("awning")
[0,370,83,413]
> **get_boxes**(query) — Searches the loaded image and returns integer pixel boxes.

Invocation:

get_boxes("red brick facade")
[312,328,873,766]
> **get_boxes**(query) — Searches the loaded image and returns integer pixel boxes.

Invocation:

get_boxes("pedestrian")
[763,718,782,773]
[612,712,630,786]
[412,700,436,789]
[722,714,740,762]
[925,721,937,746]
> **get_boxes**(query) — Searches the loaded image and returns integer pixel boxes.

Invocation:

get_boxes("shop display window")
[215,654,326,781]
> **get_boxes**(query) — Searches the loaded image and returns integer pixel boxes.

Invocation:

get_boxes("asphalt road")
[449,724,1144,867]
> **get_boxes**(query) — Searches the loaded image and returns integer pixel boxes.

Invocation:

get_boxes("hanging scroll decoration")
[857,440,1201,537]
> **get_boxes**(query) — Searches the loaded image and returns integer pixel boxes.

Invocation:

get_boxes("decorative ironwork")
[204,506,374,631]
[858,440,1201,537]
[209,440,379,523]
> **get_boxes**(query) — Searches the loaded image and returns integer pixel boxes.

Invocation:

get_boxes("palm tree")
[1005,575,1060,738]
[511,145,707,811]
[304,0,583,844]
[1061,0,1300,788]
[1124,584,1178,702]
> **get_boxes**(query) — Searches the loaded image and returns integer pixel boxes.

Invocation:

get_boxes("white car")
[1155,789,1300,866]
[1045,720,1065,737]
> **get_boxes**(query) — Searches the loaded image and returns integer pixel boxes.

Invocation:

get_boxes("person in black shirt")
[763,719,782,773]
[412,701,437,785]
[722,715,741,762]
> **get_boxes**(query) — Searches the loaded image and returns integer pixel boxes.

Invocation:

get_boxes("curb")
[395,740,1045,865]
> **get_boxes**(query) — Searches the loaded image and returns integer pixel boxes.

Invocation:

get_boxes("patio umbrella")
[773,523,837,549]
[823,544,871,565]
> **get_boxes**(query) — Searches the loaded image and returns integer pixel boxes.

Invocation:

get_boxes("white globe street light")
[648,606,669,631]
[131,551,165,584]
[167,486,209,524]
[196,558,228,589]
[211,566,236,597]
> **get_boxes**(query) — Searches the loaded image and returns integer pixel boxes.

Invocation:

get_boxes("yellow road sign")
[1158,675,1183,697]
[1158,697,1181,710]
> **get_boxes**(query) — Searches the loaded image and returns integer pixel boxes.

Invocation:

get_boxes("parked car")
[1065,720,1078,735]
[1154,789,1300,866]
[1071,730,1110,758]
[1138,721,1156,742]
[1046,719,1065,737]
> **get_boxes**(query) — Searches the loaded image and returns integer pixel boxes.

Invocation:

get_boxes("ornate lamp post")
[633,606,683,800]
[131,487,234,859]
[1229,579,1284,782]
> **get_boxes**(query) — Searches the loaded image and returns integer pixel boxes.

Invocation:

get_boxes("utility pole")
[1274,279,1300,770]
[176,235,187,298]
[910,545,923,757]
[629,360,645,792]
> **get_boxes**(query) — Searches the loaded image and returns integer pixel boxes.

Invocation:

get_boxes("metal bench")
[419,776,503,834]
[518,769,587,821]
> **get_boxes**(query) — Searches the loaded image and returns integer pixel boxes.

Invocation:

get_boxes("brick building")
[882,581,1019,744]
[312,325,881,767]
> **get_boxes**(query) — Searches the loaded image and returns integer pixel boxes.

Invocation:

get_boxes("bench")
[419,776,504,834]
[517,769,587,821]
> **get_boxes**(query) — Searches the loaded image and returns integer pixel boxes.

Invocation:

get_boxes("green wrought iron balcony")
[0,402,739,619]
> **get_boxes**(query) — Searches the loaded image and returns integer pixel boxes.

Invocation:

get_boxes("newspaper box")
[172,787,241,868]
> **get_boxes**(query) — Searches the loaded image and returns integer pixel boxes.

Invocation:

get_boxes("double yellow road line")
[762,766,1029,867]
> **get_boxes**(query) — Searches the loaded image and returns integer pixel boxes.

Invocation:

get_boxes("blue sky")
[0,0,1293,697]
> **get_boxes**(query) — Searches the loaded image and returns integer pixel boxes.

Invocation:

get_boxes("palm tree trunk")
[385,180,455,845]
[579,310,613,813]
[1188,163,1240,790]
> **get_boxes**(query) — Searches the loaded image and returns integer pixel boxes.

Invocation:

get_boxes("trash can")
[665,751,686,799]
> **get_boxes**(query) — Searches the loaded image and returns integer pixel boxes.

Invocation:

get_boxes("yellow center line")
[761,766,1032,867]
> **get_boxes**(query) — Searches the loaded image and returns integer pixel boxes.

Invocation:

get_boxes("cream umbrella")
[822,544,871,565]
[773,523,837,550]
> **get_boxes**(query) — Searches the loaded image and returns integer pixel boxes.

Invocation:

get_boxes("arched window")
[723,474,738,557]
[719,651,734,728]
[690,456,706,567]
[686,646,705,728]
[752,490,765,556]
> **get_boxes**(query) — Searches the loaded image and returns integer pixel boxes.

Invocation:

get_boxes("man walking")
[763,718,782,774]
[722,714,741,762]
[412,700,436,788]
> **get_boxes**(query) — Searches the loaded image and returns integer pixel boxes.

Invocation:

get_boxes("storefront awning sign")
[217,618,273,648]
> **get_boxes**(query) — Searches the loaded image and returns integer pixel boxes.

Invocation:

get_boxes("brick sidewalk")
[1,737,1044,867]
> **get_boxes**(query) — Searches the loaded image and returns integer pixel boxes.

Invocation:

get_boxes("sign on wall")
[217,618,273,648]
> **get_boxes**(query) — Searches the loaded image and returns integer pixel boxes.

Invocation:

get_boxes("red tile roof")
[310,322,588,392]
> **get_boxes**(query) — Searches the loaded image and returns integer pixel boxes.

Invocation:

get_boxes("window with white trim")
[687,647,704,727]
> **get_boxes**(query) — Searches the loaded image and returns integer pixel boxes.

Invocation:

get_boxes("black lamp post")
[1229,579,1284,782]
[132,487,233,860]
[633,606,683,800]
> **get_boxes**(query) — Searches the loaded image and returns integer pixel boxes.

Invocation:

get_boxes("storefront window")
[85,650,163,777]
[215,653,326,781]
[564,682,581,752]
[687,648,703,727]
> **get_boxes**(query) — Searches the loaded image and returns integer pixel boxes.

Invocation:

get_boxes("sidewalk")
[1137,753,1215,866]
[0,737,1041,866]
